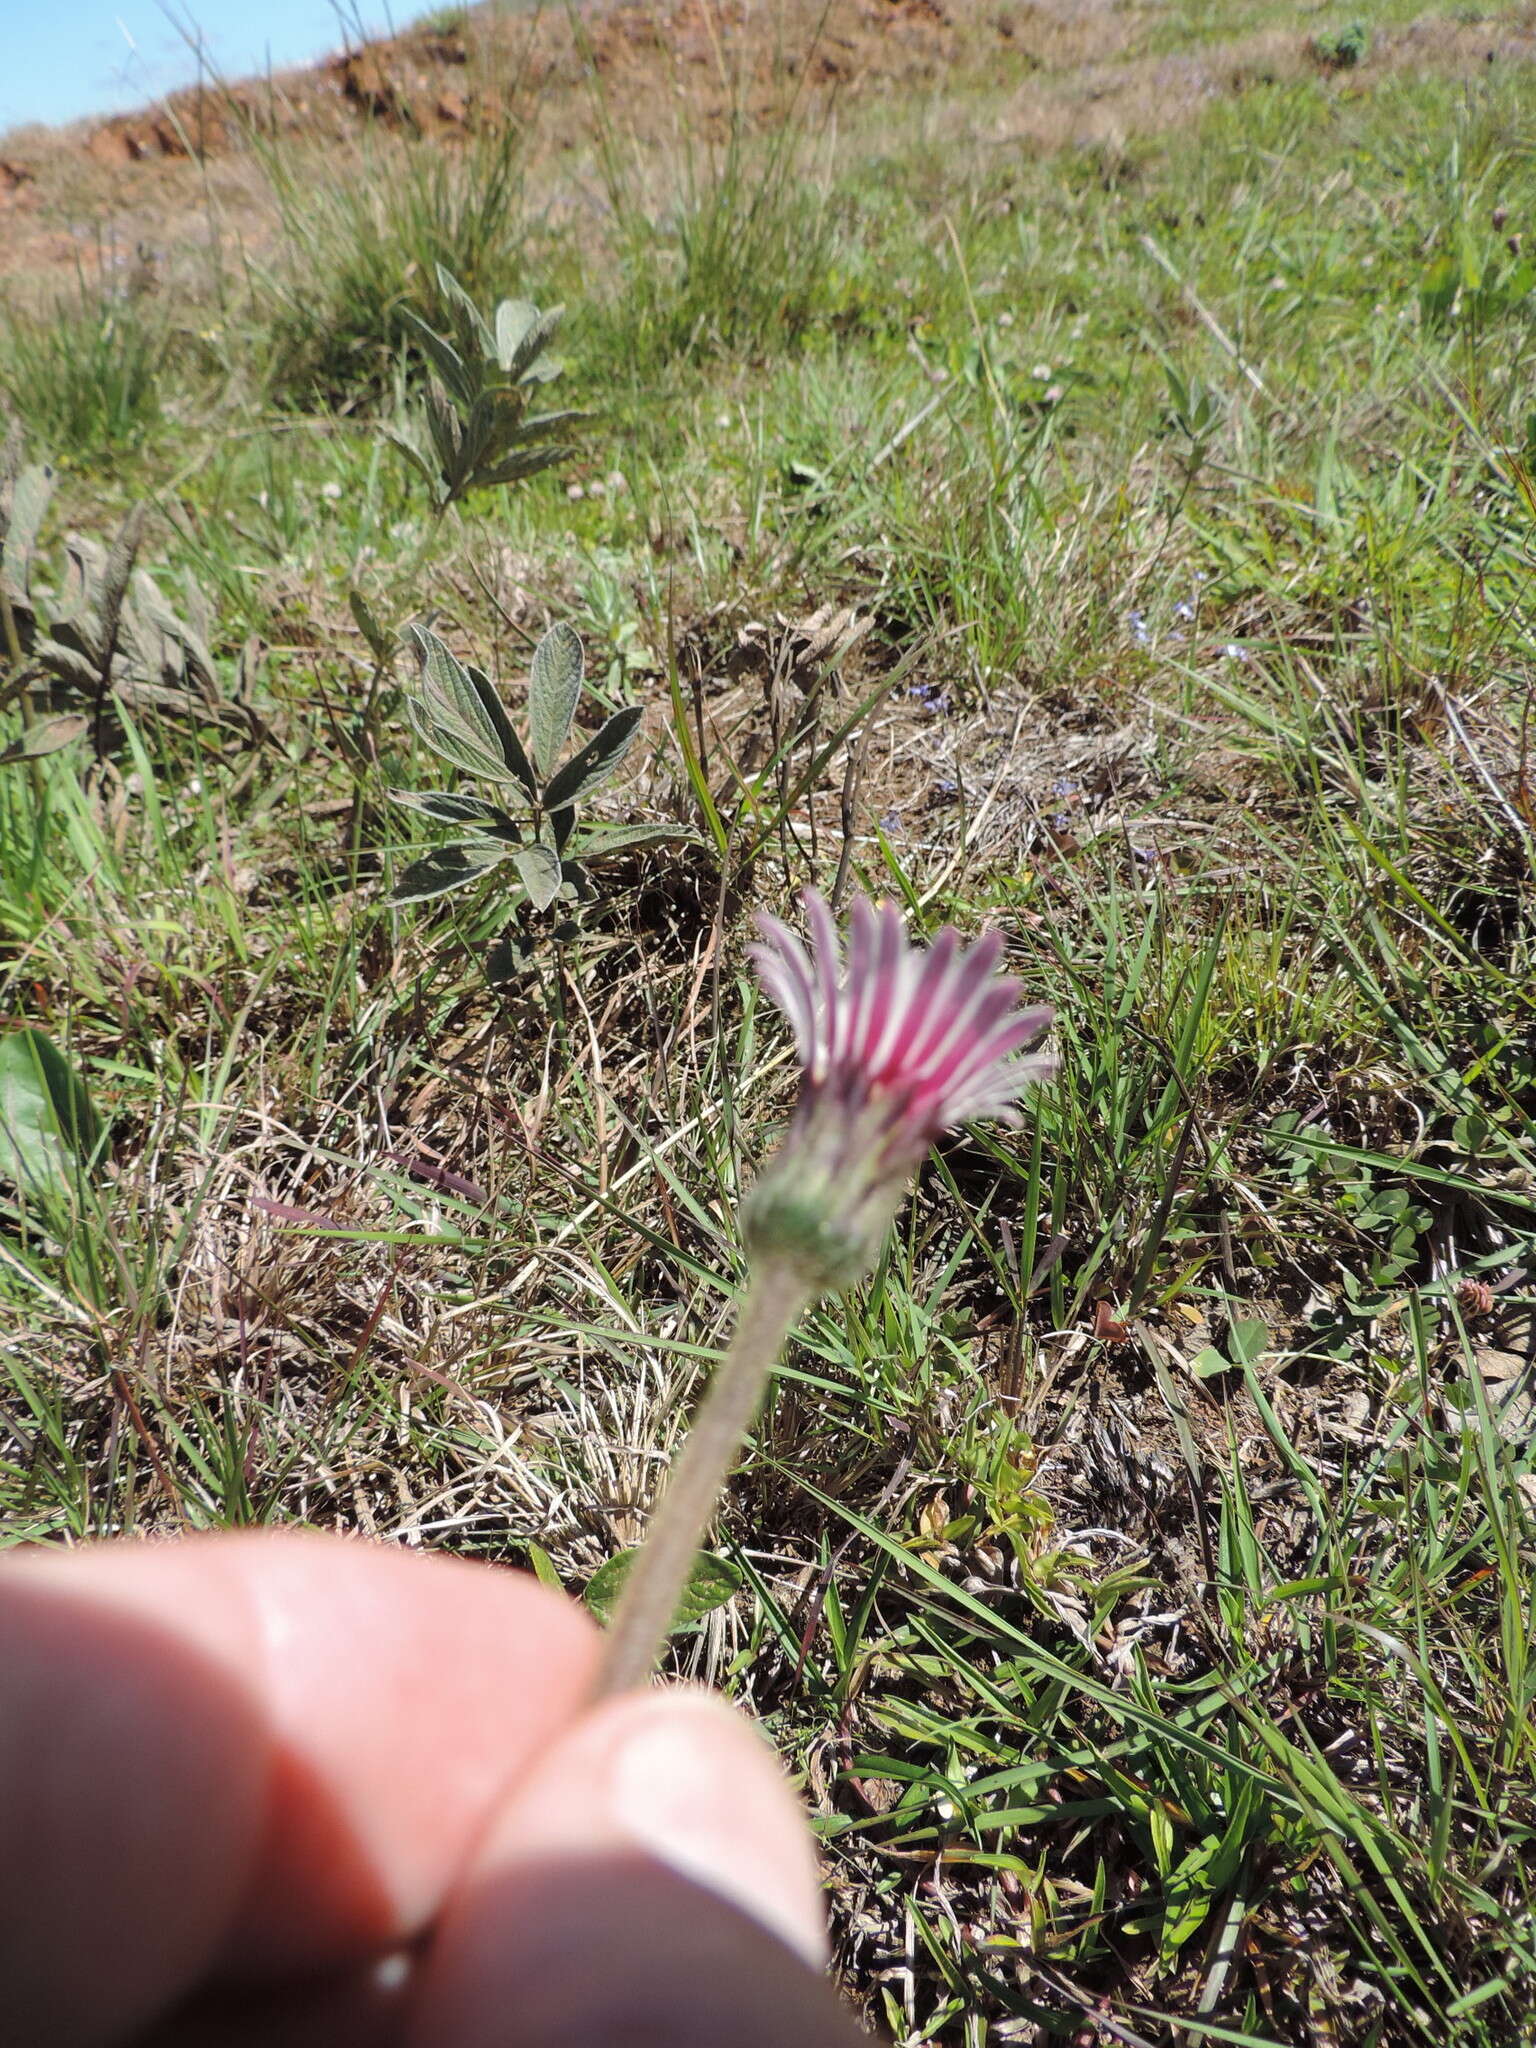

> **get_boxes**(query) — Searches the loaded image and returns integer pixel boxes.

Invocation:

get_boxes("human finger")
[407,1688,868,2047]
[0,1531,598,2046]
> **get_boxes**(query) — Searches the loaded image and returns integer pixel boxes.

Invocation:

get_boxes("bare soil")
[5,0,1536,293]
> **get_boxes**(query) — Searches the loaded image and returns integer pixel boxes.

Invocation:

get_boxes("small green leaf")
[0,1029,102,1201]
[527,622,584,779]
[1190,1347,1232,1381]
[524,1541,564,1592]
[349,589,395,666]
[1228,1318,1270,1367]
[514,842,563,910]
[390,839,511,904]
[543,704,644,810]
[584,1549,744,1629]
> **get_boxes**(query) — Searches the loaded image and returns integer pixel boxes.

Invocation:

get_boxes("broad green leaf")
[1419,255,1458,325]
[527,622,584,779]
[389,839,510,905]
[405,626,526,786]
[0,1029,102,1200]
[576,822,697,860]
[583,1548,743,1628]
[514,842,562,910]
[387,788,521,836]
[543,704,644,810]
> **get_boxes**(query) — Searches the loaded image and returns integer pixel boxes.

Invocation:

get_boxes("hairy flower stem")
[590,1258,811,1699]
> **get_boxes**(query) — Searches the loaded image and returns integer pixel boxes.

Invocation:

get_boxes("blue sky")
[2,2,415,134]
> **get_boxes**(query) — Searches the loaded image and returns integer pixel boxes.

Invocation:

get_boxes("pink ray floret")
[743,890,1055,1291]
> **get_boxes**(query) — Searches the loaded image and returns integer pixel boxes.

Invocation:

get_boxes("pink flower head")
[743,890,1055,1292]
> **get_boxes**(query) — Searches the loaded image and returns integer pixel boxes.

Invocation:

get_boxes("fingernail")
[607,1694,829,1970]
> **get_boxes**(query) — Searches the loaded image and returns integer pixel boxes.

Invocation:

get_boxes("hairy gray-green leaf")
[465,445,576,493]
[464,664,537,799]
[32,640,99,693]
[516,409,588,443]
[486,930,535,984]
[514,842,562,911]
[424,381,463,478]
[381,426,438,492]
[558,857,595,903]
[97,504,147,681]
[0,1028,102,1202]
[390,839,511,905]
[1,462,54,600]
[398,306,476,410]
[527,622,584,779]
[0,715,88,766]
[387,788,521,836]
[405,625,526,786]
[493,298,543,373]
[504,304,564,384]
[576,822,697,860]
[583,1549,742,1629]
[543,704,643,810]
[434,265,495,359]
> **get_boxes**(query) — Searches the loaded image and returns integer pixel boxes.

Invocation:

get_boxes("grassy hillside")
[2,3,1535,2040]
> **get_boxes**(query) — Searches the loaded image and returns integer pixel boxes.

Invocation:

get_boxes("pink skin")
[0,1531,865,2048]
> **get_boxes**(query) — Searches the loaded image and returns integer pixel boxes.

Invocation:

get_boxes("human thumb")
[405,1688,868,2047]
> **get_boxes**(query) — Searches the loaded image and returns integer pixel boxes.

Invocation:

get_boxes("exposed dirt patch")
[6,1,1536,293]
